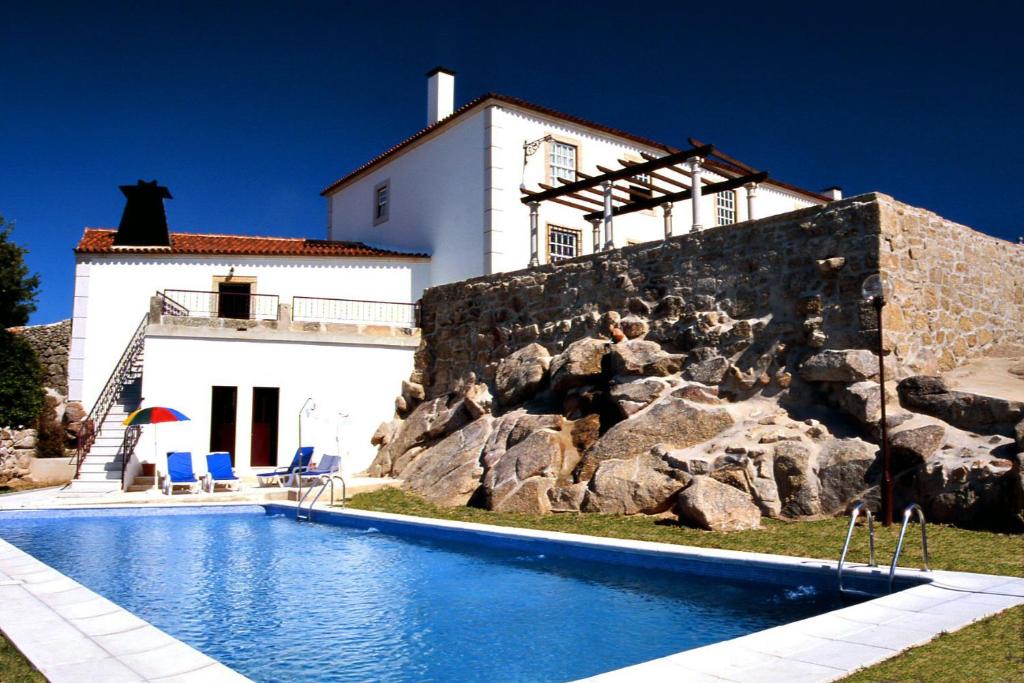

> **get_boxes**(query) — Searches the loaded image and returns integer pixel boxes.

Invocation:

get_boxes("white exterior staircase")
[66,313,149,494]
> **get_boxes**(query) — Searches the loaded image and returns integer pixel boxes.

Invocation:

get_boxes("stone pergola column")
[528,201,540,267]
[688,158,703,231]
[745,182,759,221]
[589,218,602,253]
[663,202,673,239]
[602,181,615,250]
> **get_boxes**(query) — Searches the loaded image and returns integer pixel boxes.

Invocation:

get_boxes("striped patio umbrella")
[123,406,190,425]
[123,407,191,475]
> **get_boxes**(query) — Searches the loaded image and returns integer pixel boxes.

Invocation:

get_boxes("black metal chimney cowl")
[113,180,173,247]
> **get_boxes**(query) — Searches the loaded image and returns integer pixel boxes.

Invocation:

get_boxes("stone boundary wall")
[8,319,71,395]
[413,194,886,399]
[878,198,1024,373]
[411,193,1022,399]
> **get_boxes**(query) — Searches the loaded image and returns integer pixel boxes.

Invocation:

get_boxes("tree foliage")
[0,216,44,426]
[0,216,40,328]
[0,331,44,427]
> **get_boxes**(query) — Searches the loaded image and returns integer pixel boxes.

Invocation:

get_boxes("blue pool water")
[0,506,845,682]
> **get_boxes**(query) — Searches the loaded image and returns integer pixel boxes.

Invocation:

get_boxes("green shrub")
[0,331,44,427]
[35,393,66,458]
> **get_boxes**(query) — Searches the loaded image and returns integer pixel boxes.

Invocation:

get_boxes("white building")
[324,67,839,288]
[68,70,840,493]
[68,182,429,491]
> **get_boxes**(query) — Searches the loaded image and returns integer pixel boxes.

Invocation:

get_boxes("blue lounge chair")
[289,454,342,487]
[162,452,200,495]
[204,452,240,492]
[255,447,314,487]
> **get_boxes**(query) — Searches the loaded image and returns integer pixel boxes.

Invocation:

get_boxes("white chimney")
[824,186,843,201]
[426,66,455,126]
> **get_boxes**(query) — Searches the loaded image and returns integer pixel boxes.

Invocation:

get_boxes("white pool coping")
[1,501,1021,683]
[0,535,251,682]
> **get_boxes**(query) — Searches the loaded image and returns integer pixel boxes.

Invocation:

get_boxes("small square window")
[628,172,653,203]
[374,181,389,224]
[548,225,580,262]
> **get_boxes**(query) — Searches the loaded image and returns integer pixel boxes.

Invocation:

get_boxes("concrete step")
[78,465,121,477]
[66,479,121,493]
[133,476,156,486]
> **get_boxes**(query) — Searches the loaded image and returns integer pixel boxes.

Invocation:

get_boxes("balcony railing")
[292,296,418,327]
[162,289,280,321]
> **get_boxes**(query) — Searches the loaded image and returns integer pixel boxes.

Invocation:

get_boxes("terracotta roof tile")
[74,229,429,259]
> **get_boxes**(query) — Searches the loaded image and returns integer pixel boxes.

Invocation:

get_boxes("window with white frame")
[374,183,389,223]
[549,141,577,183]
[547,225,580,262]
[716,190,736,226]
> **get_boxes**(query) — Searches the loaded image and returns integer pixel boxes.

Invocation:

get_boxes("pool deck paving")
[1,497,1021,682]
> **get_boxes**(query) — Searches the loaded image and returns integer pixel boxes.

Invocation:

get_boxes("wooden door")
[209,386,237,461]
[250,387,279,467]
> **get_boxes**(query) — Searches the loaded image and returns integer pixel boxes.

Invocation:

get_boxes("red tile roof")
[320,92,830,202]
[74,228,429,259]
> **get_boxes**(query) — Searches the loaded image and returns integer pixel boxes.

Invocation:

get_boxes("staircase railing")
[119,425,143,489]
[74,313,150,477]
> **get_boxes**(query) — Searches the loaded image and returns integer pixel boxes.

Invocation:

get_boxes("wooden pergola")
[519,141,768,266]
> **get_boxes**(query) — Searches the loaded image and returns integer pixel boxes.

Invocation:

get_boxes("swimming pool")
[0,504,862,682]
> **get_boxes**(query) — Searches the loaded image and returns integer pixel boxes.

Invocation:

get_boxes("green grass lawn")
[0,632,44,683]
[346,488,1024,682]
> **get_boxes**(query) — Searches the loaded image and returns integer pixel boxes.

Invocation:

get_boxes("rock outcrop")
[676,476,762,531]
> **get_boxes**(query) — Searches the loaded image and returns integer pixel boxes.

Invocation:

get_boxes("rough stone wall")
[414,195,885,399]
[9,319,71,395]
[412,194,1022,398]
[878,198,1024,374]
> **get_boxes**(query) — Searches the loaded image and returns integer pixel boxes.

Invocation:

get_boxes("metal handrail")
[291,295,418,326]
[119,425,142,489]
[838,501,876,594]
[888,503,930,592]
[296,474,347,521]
[162,289,280,321]
[74,313,149,477]
[156,291,189,316]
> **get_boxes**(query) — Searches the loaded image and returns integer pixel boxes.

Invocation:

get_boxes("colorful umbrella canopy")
[123,407,190,426]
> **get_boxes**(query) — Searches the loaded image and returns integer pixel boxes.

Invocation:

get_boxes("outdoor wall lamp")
[862,274,894,527]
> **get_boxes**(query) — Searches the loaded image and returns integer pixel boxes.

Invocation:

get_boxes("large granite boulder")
[368,397,471,476]
[817,438,878,513]
[676,476,762,531]
[483,430,574,514]
[800,349,880,383]
[897,376,1024,436]
[684,355,730,385]
[910,450,1018,529]
[772,441,821,516]
[548,482,588,512]
[495,343,551,406]
[606,339,683,378]
[609,378,666,418]
[835,381,884,426]
[402,416,492,506]
[549,338,609,394]
[890,425,946,470]
[1016,419,1024,454]
[577,395,734,481]
[582,453,690,515]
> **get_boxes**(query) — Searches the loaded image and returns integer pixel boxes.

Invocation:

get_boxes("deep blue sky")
[2,1,1021,324]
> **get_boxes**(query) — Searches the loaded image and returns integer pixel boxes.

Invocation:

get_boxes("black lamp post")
[862,274,893,527]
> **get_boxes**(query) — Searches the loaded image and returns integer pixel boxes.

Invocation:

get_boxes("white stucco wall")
[325,100,823,287]
[138,333,412,477]
[328,110,487,287]
[68,253,428,409]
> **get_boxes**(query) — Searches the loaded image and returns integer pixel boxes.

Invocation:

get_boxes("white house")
[68,181,429,492]
[324,68,839,288]
[67,70,842,494]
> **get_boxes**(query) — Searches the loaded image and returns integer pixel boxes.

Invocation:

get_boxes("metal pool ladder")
[837,502,930,597]
[888,503,930,593]
[296,474,347,522]
[838,501,876,597]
